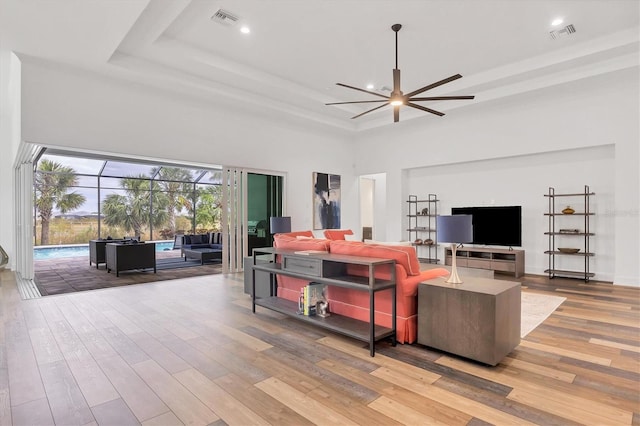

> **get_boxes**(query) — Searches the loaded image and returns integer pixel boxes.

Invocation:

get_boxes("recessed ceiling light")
[551,18,564,26]
[240,26,250,34]
[366,84,374,90]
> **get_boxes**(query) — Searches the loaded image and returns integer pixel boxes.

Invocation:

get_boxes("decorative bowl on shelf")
[562,206,575,215]
[558,247,580,254]
[424,238,434,245]
[559,229,580,234]
[414,239,423,245]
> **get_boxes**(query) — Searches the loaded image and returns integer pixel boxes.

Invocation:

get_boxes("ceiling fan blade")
[406,102,445,116]
[336,83,388,99]
[405,74,463,98]
[325,100,389,105]
[393,106,400,123]
[409,95,475,101]
[351,103,388,119]
[393,69,400,94]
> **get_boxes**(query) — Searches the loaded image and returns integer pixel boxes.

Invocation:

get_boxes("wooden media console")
[445,246,525,278]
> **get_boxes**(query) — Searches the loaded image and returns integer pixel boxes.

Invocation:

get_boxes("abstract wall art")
[313,172,341,230]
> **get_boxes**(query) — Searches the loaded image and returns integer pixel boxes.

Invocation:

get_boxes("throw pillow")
[210,232,223,245]
[323,229,354,240]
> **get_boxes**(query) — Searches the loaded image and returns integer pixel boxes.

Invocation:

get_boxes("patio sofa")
[179,232,223,257]
[272,231,448,344]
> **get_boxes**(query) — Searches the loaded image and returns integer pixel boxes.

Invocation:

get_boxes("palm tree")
[34,160,86,245]
[195,185,222,230]
[102,176,168,238]
[152,167,193,235]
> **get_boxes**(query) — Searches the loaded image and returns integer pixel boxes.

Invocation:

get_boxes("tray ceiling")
[1,0,638,131]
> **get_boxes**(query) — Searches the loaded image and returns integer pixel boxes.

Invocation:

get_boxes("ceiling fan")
[326,24,475,122]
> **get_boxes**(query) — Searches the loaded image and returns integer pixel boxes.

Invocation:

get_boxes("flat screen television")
[451,206,522,247]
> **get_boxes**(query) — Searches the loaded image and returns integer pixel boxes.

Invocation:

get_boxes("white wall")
[407,145,615,280]
[0,51,21,269]
[354,68,639,286]
[18,59,358,236]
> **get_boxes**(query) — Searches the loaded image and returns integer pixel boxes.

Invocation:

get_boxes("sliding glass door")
[222,169,285,273]
[247,173,283,253]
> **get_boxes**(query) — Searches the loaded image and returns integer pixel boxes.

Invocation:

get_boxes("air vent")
[550,24,576,40]
[211,9,239,26]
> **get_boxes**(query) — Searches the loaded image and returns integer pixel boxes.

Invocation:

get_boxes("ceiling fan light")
[327,23,474,122]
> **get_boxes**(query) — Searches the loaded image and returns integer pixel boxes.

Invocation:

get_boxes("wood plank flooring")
[0,270,638,425]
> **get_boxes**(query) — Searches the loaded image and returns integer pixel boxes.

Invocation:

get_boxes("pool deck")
[34,249,223,296]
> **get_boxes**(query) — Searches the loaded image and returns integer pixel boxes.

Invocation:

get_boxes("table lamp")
[437,215,473,284]
[270,216,291,234]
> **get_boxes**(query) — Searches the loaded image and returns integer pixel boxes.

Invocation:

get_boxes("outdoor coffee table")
[183,248,222,265]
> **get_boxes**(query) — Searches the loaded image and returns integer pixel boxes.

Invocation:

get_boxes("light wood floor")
[0,270,638,425]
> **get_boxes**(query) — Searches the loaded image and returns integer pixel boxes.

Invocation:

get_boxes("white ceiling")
[1,0,638,131]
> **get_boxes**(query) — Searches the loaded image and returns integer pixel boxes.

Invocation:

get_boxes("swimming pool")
[34,241,175,260]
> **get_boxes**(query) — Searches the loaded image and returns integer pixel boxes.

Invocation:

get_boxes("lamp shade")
[270,216,291,234]
[437,215,473,243]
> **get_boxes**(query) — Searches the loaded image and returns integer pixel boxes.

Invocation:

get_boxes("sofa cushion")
[364,239,412,246]
[187,243,207,249]
[273,233,330,252]
[329,240,421,276]
[184,234,201,245]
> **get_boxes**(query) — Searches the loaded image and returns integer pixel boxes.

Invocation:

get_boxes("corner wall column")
[14,143,40,280]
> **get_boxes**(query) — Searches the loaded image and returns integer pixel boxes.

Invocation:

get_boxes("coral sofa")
[272,231,448,344]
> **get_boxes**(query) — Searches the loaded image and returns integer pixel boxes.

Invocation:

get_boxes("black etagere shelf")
[407,194,438,263]
[544,185,595,281]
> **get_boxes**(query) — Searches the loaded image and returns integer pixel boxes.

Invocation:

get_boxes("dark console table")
[106,242,156,277]
[251,247,397,356]
[89,239,125,268]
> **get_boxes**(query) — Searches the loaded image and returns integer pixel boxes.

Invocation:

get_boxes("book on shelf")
[300,282,328,316]
[294,250,328,255]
